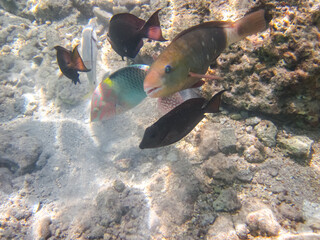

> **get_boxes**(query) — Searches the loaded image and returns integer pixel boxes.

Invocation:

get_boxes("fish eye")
[165,65,172,73]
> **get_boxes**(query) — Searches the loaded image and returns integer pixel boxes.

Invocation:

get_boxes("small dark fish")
[107,9,166,59]
[139,90,227,149]
[54,45,90,85]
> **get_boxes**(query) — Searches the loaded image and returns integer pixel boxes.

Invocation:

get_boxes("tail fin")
[226,9,268,45]
[71,45,91,72]
[202,89,227,113]
[236,9,268,39]
[141,9,167,41]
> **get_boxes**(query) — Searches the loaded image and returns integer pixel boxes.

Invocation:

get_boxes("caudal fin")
[202,89,227,113]
[237,9,268,38]
[227,9,269,45]
[141,9,167,41]
[71,45,91,72]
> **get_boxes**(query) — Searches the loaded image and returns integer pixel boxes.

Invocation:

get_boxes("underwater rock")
[86,225,105,240]
[0,168,13,193]
[254,120,278,147]
[236,169,255,183]
[118,0,150,7]
[93,7,113,26]
[32,0,73,22]
[8,204,32,221]
[19,39,41,60]
[245,117,261,126]
[204,153,238,184]
[302,200,320,230]
[0,29,9,47]
[278,233,320,240]
[130,6,142,16]
[243,145,265,163]
[147,167,200,227]
[219,128,237,154]
[235,223,249,240]
[197,122,220,159]
[212,188,242,212]
[207,215,239,240]
[95,0,113,12]
[237,133,266,163]
[278,202,304,222]
[96,189,125,226]
[72,0,95,17]
[209,0,320,127]
[36,217,52,240]
[0,84,24,122]
[114,158,132,171]
[246,208,281,236]
[0,2,34,20]
[112,5,129,15]
[0,131,43,175]
[277,135,314,159]
[230,113,242,120]
[113,179,126,193]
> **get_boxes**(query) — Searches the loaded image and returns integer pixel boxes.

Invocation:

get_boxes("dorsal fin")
[172,21,234,42]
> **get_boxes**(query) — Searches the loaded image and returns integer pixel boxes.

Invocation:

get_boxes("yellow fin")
[103,77,114,87]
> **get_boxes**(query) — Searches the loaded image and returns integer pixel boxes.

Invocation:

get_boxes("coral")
[205,0,320,127]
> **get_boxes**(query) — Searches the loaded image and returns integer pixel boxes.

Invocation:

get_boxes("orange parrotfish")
[54,45,90,85]
[107,9,167,60]
[139,90,227,149]
[144,9,270,97]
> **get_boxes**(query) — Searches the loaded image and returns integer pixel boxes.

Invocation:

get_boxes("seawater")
[0,1,319,239]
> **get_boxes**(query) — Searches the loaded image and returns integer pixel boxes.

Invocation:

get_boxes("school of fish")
[55,7,270,149]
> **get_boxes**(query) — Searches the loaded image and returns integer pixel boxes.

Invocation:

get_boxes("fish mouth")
[145,86,162,97]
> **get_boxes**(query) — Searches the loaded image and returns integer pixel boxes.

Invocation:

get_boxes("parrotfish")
[139,90,227,149]
[144,9,269,97]
[81,22,98,86]
[107,9,167,59]
[90,64,149,122]
[54,45,90,85]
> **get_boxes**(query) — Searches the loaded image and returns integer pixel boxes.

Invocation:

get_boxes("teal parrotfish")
[54,45,90,85]
[139,90,227,149]
[90,64,149,122]
[143,9,270,97]
[107,9,167,60]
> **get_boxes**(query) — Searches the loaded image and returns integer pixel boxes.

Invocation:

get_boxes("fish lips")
[144,86,162,97]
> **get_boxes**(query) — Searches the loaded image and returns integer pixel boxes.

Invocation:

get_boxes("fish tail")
[202,89,227,113]
[227,9,268,45]
[71,45,91,72]
[141,9,167,41]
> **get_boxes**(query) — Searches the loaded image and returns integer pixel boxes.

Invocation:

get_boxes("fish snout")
[144,70,163,98]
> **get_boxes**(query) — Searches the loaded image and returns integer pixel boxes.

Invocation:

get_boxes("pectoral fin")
[188,72,223,80]
[190,80,205,88]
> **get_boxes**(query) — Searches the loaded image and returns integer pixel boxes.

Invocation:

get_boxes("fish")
[90,64,149,122]
[157,88,201,114]
[81,22,98,86]
[139,89,227,149]
[54,45,90,85]
[144,9,269,97]
[107,9,167,59]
